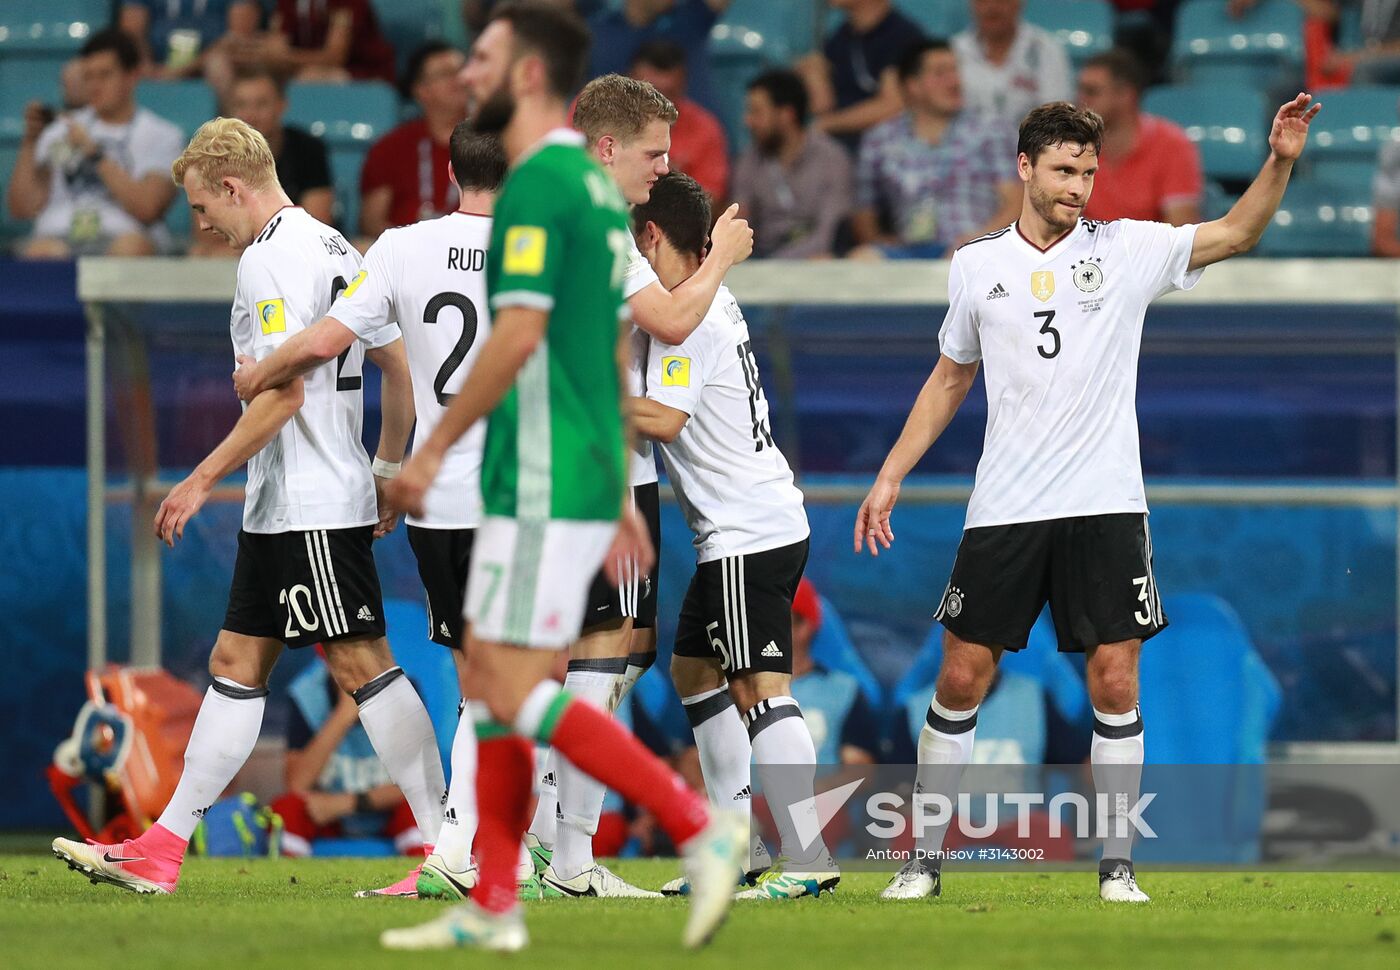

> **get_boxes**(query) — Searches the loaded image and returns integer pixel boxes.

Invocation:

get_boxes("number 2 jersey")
[329,211,491,529]
[939,218,1202,530]
[647,284,808,562]
[232,206,394,533]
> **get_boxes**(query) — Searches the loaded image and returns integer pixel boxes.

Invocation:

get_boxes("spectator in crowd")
[788,579,882,766]
[952,0,1073,126]
[190,67,335,254]
[6,30,183,259]
[798,0,927,152]
[590,1,730,112]
[118,0,262,79]
[628,40,729,200]
[1370,118,1400,256]
[1077,48,1202,225]
[218,0,396,86]
[851,39,1019,259]
[60,59,89,112]
[1107,0,1182,83]
[358,42,467,241]
[731,69,853,259]
[271,657,425,858]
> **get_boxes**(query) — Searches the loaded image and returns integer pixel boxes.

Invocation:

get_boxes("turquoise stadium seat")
[707,25,782,151]
[1142,83,1269,183]
[1170,0,1304,89]
[1254,177,1373,257]
[1305,86,1400,183]
[901,1,970,40]
[0,0,108,120]
[136,81,219,242]
[718,0,819,61]
[1023,0,1112,69]
[0,118,27,246]
[285,81,399,236]
[369,0,451,79]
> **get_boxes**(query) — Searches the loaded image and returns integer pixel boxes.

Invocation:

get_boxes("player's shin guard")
[153,677,269,844]
[355,666,447,845]
[472,704,533,914]
[433,699,478,872]
[551,659,624,880]
[744,696,825,867]
[613,650,656,711]
[1091,706,1145,864]
[912,696,979,863]
[515,681,709,850]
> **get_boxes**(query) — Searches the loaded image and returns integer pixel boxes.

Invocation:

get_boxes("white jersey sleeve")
[937,253,981,364]
[645,323,711,416]
[237,243,318,359]
[331,233,402,349]
[1118,219,1203,300]
[622,231,660,300]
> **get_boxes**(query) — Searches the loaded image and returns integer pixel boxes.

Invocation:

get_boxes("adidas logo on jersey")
[733,785,753,801]
[357,605,375,622]
[986,283,1009,300]
[761,641,782,658]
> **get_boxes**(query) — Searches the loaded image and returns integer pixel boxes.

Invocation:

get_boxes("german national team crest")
[1072,258,1104,293]
[1030,271,1055,302]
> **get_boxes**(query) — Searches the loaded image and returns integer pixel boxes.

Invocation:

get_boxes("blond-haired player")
[51,117,447,895]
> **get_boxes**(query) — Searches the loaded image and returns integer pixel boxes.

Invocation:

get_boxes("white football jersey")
[231,207,386,533]
[622,232,659,487]
[330,212,491,529]
[647,285,809,562]
[940,218,1203,529]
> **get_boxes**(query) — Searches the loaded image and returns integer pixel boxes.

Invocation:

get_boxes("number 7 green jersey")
[483,128,632,522]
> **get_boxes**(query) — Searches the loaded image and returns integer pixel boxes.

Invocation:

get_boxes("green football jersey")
[482,129,632,521]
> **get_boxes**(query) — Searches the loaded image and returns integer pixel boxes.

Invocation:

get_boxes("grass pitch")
[2,853,1397,970]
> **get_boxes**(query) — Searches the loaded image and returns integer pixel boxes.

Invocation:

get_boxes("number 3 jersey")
[646,284,808,562]
[939,219,1203,530]
[330,212,492,529]
[232,206,391,534]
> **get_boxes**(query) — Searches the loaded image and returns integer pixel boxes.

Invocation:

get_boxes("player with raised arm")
[628,173,836,899]
[856,94,1320,903]
[518,72,755,900]
[230,122,508,899]
[51,117,448,895]
[377,2,743,953]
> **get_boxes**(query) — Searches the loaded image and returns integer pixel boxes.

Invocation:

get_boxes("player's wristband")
[371,457,401,479]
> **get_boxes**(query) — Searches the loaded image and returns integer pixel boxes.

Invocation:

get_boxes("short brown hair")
[632,172,710,258]
[573,74,678,145]
[231,65,288,99]
[1018,102,1104,163]
[450,122,507,192]
[1082,48,1147,94]
[488,1,592,100]
[172,117,278,192]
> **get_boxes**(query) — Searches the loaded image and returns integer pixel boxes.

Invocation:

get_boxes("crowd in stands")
[8,1,1400,259]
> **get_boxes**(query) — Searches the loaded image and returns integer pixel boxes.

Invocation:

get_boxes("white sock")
[433,701,478,871]
[354,667,446,846]
[912,695,979,863]
[683,687,751,810]
[745,696,824,867]
[528,745,558,849]
[611,650,655,712]
[550,662,620,880]
[155,679,267,842]
[1091,705,1145,864]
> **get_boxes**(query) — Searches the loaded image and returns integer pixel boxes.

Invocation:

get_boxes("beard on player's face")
[1028,177,1082,233]
[472,78,516,134]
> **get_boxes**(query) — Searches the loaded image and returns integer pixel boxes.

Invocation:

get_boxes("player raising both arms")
[628,173,835,899]
[231,122,508,900]
[856,94,1320,902]
[520,72,754,901]
[378,2,743,953]
[52,117,448,895]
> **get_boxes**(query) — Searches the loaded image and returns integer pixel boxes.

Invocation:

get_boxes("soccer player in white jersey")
[231,122,508,899]
[50,118,448,895]
[518,73,756,899]
[629,172,835,899]
[856,95,1321,903]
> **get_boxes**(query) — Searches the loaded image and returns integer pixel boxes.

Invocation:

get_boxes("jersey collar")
[517,127,585,166]
[1014,219,1080,256]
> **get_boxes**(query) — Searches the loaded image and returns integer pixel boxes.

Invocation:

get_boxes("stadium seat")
[0,0,106,113]
[718,0,820,61]
[0,116,29,245]
[1142,83,1270,183]
[901,0,970,40]
[285,81,399,236]
[707,25,781,150]
[1305,86,1400,183]
[134,82,219,243]
[1254,176,1373,257]
[369,0,450,79]
[1022,0,1113,69]
[1169,0,1305,89]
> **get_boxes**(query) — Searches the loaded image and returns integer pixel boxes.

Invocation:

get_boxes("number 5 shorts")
[464,515,618,648]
